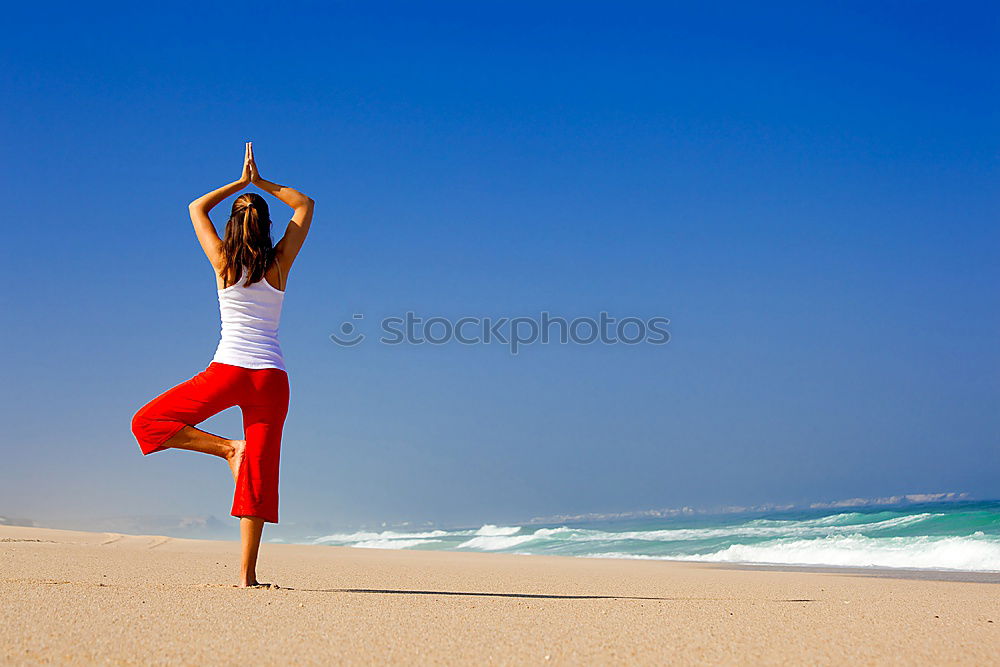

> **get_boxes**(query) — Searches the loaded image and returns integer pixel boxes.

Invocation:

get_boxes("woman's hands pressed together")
[239,141,253,187]
[247,142,262,185]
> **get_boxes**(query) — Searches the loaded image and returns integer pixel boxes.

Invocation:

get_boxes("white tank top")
[211,263,286,371]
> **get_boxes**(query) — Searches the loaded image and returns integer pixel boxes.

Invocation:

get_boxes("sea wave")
[474,525,521,536]
[311,529,459,545]
[674,534,1000,571]
[303,502,1000,572]
[457,527,577,551]
[351,538,444,549]
[448,513,938,547]
[457,534,536,550]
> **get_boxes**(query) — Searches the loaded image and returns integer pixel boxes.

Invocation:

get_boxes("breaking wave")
[304,501,1000,572]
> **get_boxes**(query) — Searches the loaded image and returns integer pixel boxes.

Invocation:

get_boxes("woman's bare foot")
[227,440,246,483]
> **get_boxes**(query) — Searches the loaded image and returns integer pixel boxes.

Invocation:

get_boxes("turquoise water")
[303,501,1000,572]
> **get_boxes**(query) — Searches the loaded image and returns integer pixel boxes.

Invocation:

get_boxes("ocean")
[300,500,1000,572]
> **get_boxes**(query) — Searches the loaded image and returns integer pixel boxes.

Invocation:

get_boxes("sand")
[2,525,998,665]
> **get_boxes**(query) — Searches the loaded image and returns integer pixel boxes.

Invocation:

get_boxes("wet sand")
[2,524,998,664]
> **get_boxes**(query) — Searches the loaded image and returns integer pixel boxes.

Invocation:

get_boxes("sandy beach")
[2,524,998,665]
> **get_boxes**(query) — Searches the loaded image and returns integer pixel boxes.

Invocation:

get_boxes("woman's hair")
[220,193,274,288]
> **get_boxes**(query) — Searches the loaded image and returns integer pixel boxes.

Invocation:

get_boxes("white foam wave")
[458,526,579,550]
[474,525,522,536]
[676,534,1000,571]
[351,538,443,549]
[458,534,537,550]
[746,512,874,528]
[303,511,992,570]
[310,513,941,549]
[501,514,937,545]
[312,529,455,545]
[745,512,938,530]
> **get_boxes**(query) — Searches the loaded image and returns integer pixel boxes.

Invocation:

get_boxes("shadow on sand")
[278,587,816,602]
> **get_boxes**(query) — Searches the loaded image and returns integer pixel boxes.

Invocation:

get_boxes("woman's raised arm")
[188,142,253,270]
[247,143,314,271]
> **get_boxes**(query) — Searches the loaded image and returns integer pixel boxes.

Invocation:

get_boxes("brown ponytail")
[220,193,275,288]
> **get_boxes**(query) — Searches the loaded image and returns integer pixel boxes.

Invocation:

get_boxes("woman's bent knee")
[131,404,180,456]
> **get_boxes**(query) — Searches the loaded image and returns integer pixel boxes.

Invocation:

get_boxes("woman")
[131,142,314,588]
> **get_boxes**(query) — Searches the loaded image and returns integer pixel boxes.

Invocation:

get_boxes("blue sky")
[2,1,997,530]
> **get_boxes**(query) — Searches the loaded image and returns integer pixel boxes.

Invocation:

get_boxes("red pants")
[130,362,290,524]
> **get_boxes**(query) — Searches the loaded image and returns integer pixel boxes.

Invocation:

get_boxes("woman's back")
[212,264,286,371]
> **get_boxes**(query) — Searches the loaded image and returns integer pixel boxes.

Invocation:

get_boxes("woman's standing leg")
[240,517,266,587]
[232,368,289,587]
